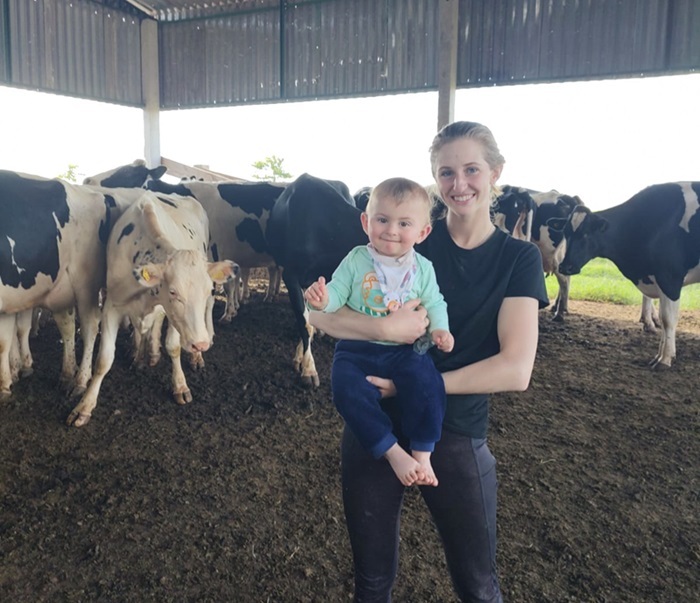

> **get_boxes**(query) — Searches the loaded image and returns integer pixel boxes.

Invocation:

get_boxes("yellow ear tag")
[212,269,225,281]
[142,268,151,282]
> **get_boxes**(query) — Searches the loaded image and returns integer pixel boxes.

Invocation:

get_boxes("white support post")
[437,0,459,131]
[141,18,161,168]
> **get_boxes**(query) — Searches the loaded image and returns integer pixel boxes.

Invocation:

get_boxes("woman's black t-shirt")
[409,218,549,439]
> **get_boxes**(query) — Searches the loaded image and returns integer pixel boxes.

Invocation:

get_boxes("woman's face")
[433,137,502,220]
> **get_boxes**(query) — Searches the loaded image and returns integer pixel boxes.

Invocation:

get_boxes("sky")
[1,73,699,211]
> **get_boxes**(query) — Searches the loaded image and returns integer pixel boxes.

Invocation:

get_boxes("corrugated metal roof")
[4,0,143,105]
[1,0,698,109]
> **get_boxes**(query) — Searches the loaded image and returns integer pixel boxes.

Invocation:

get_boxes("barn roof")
[1,0,698,111]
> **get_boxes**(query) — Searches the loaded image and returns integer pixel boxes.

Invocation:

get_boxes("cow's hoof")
[20,367,34,378]
[66,411,91,427]
[148,354,161,367]
[301,374,320,389]
[651,362,672,371]
[0,389,12,400]
[174,390,193,405]
[552,314,565,323]
[218,314,234,323]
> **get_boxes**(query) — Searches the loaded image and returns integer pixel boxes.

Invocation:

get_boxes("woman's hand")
[366,375,397,399]
[384,299,429,344]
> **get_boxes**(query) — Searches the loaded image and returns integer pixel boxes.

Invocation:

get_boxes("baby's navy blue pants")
[331,340,446,458]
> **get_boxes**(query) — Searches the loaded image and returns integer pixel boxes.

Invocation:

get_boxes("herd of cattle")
[1,160,698,426]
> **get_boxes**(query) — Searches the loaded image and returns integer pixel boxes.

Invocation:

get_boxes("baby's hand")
[304,276,329,310]
[432,329,454,353]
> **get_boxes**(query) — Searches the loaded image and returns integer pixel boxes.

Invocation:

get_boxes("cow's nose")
[192,341,211,353]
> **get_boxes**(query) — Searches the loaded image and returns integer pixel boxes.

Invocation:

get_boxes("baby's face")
[361,194,431,258]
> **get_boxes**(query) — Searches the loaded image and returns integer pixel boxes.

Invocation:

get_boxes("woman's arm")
[308,299,429,344]
[442,296,539,394]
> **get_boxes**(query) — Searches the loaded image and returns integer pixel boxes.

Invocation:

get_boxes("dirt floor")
[1,287,698,603]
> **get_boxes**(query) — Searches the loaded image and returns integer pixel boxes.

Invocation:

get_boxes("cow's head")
[83,159,167,188]
[133,252,238,353]
[493,188,537,240]
[548,206,607,275]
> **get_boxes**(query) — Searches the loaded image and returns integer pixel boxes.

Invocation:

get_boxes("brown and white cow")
[550,182,700,369]
[66,192,237,426]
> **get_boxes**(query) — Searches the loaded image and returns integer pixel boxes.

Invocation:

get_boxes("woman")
[310,121,549,602]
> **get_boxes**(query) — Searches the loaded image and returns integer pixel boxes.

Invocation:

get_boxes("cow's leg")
[264,266,282,302]
[293,314,318,387]
[551,271,570,322]
[140,306,166,367]
[66,306,122,427]
[72,297,103,398]
[240,267,251,303]
[650,294,680,369]
[220,277,241,323]
[15,309,34,378]
[165,323,192,405]
[53,308,78,393]
[0,313,18,397]
[30,307,43,337]
[285,276,319,387]
[640,295,660,333]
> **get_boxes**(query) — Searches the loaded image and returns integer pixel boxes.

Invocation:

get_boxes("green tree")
[57,164,80,182]
[251,155,292,182]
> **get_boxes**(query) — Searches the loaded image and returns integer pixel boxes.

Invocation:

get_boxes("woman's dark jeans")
[341,426,503,603]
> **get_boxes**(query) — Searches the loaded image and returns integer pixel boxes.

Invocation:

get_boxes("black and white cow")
[266,173,366,387]
[148,179,286,321]
[83,159,167,188]
[495,186,583,321]
[66,192,237,426]
[0,170,157,399]
[549,182,700,369]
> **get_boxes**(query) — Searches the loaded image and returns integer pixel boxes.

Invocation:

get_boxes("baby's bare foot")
[385,443,423,486]
[412,450,439,487]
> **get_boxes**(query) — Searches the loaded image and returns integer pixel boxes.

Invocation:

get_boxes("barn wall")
[158,0,699,110]
[159,0,440,108]
[459,0,700,86]
[0,0,144,106]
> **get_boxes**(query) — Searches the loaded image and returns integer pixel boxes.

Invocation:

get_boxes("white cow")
[66,192,237,427]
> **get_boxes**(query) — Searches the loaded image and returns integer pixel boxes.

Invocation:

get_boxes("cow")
[494,186,583,321]
[352,186,372,211]
[0,170,158,399]
[83,159,167,188]
[549,182,700,369]
[147,179,286,321]
[66,192,238,427]
[266,173,367,387]
[492,186,537,241]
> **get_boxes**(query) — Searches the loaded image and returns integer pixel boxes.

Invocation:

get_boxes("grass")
[545,258,700,310]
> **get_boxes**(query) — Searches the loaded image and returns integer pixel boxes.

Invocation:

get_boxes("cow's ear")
[590,215,608,233]
[208,260,239,284]
[133,263,163,288]
[547,217,567,232]
[151,166,167,180]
